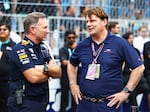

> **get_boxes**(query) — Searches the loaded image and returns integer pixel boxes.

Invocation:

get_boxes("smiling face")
[86,14,107,36]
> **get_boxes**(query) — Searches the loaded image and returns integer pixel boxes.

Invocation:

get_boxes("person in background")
[59,30,77,112]
[7,12,61,112]
[108,21,121,37]
[110,0,121,18]
[133,25,150,60]
[76,6,89,41]
[0,0,17,32]
[143,40,150,112]
[35,0,61,16]
[60,6,75,31]
[0,16,21,44]
[0,0,21,43]
[67,7,144,112]
[122,32,149,111]
[0,17,16,112]
[10,31,21,43]
[134,10,142,20]
[0,11,3,16]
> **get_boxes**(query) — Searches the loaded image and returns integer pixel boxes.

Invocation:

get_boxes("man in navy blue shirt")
[7,12,61,112]
[67,7,145,112]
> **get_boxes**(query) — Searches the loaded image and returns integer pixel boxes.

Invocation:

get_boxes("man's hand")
[0,11,3,16]
[70,84,82,104]
[107,91,130,109]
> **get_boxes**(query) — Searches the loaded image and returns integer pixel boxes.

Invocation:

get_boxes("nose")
[86,21,91,28]
[47,28,49,34]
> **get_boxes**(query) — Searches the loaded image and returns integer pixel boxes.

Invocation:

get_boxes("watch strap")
[43,64,49,75]
[122,87,132,94]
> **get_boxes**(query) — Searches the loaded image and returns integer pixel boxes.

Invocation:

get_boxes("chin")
[43,37,47,40]
[89,32,95,36]
[88,31,92,34]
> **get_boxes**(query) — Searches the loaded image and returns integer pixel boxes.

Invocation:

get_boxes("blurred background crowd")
[0,0,150,112]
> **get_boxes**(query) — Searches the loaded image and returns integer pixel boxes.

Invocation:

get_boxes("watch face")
[124,87,128,92]
[123,87,132,93]
[44,64,49,72]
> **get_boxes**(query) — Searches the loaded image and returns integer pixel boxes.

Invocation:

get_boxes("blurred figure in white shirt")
[10,31,21,43]
[133,25,150,60]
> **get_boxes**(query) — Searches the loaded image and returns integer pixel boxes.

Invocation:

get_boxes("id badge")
[86,64,96,80]
[95,64,100,79]
[0,51,3,59]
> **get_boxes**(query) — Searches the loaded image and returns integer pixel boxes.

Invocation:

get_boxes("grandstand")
[0,0,149,112]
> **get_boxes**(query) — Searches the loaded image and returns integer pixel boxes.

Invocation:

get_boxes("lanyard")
[68,48,73,59]
[0,39,11,50]
[91,42,104,64]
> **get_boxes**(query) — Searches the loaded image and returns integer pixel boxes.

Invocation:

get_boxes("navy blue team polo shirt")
[70,32,143,98]
[9,36,48,96]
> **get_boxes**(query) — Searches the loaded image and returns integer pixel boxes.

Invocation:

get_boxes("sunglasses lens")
[0,28,7,31]
[68,36,76,39]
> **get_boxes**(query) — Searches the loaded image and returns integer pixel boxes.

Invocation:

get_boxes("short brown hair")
[138,25,147,31]
[85,7,108,28]
[108,21,119,31]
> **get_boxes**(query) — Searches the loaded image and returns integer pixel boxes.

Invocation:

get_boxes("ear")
[103,19,108,27]
[29,25,36,34]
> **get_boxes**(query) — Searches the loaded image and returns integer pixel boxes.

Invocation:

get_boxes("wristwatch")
[122,87,132,94]
[43,64,49,75]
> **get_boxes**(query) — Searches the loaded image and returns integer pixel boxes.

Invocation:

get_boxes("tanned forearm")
[23,66,49,84]
[67,61,78,85]
[125,64,145,91]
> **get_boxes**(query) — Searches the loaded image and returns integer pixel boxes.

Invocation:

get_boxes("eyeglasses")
[0,28,7,31]
[67,36,76,39]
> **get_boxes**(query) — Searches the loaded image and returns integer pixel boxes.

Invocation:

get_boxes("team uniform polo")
[70,32,143,111]
[8,36,48,112]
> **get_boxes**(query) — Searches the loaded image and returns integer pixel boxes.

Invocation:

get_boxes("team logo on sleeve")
[29,48,38,60]
[21,40,29,46]
[17,49,30,64]
[29,48,34,53]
